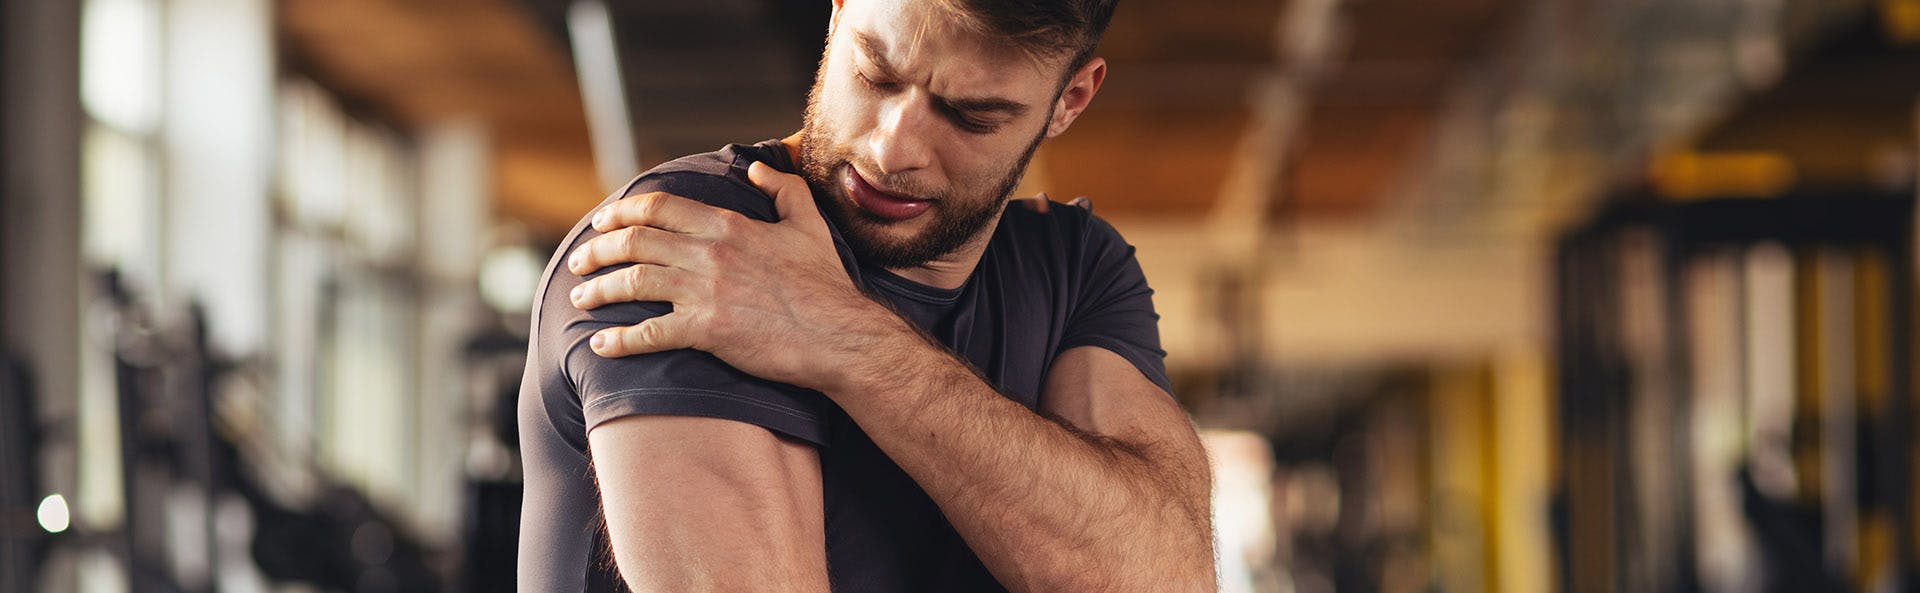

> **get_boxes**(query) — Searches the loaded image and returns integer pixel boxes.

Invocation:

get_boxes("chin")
[842,217,939,263]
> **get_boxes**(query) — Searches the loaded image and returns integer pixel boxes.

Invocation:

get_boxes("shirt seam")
[583,386,823,423]
[864,267,967,305]
[1057,335,1173,396]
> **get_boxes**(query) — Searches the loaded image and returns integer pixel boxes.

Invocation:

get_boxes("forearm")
[823,317,1216,593]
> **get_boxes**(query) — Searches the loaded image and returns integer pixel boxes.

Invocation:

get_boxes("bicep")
[1040,346,1210,503]
[1039,346,1191,447]
[588,415,828,593]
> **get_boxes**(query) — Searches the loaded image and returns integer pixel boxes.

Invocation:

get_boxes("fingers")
[569,263,687,310]
[591,191,737,235]
[746,161,825,230]
[1011,192,1051,213]
[1008,193,1095,214]
[591,313,696,357]
[568,225,697,276]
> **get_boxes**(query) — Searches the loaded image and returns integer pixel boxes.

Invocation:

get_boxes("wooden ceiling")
[282,0,1531,237]
[280,0,600,234]
[1691,14,1920,190]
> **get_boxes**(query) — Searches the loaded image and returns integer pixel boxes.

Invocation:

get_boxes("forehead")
[837,0,1061,93]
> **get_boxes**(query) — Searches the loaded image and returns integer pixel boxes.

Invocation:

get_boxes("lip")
[844,167,933,222]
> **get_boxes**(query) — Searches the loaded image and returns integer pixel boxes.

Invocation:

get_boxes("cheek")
[937,155,1004,198]
[811,61,869,139]
[946,134,1030,186]
[811,86,860,140]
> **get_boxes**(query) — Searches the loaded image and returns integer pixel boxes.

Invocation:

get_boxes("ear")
[1045,57,1106,138]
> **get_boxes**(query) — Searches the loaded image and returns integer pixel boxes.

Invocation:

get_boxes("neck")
[779,132,998,291]
[883,214,999,290]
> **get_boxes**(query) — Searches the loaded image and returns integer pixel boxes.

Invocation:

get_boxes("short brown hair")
[928,0,1120,78]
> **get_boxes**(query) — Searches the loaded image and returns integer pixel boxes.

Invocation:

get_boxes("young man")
[517,1,1216,591]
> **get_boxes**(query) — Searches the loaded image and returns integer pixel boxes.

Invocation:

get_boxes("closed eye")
[858,72,1001,134]
[939,104,1000,134]
[855,70,901,93]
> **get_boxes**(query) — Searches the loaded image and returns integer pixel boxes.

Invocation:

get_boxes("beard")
[797,78,1049,270]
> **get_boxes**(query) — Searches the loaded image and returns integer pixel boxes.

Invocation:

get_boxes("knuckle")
[637,192,662,221]
[693,240,721,268]
[645,319,681,350]
[622,266,647,296]
[715,210,745,235]
[619,227,644,254]
[705,240,733,268]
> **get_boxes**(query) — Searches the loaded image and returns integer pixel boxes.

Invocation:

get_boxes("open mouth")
[844,167,933,222]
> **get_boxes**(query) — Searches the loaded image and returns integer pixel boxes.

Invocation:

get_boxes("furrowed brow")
[943,96,1029,117]
[853,30,901,78]
[854,29,1031,118]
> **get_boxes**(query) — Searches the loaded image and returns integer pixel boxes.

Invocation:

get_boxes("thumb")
[748,161,825,229]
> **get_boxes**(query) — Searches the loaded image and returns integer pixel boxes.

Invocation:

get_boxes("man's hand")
[1009,192,1092,214]
[564,161,899,391]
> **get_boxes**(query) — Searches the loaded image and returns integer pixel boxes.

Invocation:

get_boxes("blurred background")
[1,0,1917,592]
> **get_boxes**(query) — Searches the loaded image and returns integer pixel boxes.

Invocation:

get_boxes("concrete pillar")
[1,0,84,591]
[411,119,491,543]
[160,0,274,354]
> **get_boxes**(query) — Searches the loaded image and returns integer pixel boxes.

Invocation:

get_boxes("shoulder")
[996,200,1139,270]
[528,142,786,356]
[614,142,787,223]
[539,141,789,299]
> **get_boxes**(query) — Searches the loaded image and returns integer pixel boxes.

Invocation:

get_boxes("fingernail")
[569,286,583,303]
[591,209,606,227]
[568,250,583,271]
[590,332,606,351]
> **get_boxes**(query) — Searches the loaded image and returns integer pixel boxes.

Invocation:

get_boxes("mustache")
[848,164,945,201]
[827,157,948,202]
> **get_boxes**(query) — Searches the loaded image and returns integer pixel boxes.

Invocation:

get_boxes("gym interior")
[3,0,1918,592]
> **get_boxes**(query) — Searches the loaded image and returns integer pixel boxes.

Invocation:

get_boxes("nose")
[867,94,934,176]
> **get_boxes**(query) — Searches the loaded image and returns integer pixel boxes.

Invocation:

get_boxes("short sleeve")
[1058,214,1175,396]
[543,170,835,446]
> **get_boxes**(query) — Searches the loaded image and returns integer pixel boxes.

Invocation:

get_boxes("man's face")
[800,0,1068,269]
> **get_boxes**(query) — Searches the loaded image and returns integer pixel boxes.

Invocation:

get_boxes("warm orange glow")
[1883,0,1920,45]
[1650,151,1798,200]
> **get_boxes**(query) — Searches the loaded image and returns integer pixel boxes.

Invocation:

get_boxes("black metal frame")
[0,3,38,589]
[1,357,42,593]
[1554,191,1917,593]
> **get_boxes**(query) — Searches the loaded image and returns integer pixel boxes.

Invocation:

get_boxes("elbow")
[1180,558,1220,593]
[1154,522,1219,593]
[1162,536,1219,593]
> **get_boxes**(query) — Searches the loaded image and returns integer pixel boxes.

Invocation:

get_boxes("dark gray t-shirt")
[516,140,1171,592]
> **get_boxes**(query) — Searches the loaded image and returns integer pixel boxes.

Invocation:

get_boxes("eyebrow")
[852,30,1032,118]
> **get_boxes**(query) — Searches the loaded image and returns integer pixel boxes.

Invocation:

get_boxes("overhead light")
[1885,0,1920,45]
[37,494,71,534]
[1650,151,1796,199]
[480,244,543,315]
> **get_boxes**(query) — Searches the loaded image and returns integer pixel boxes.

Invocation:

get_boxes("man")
[517,0,1216,591]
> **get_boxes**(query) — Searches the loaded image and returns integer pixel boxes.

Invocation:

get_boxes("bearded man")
[517,1,1217,591]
